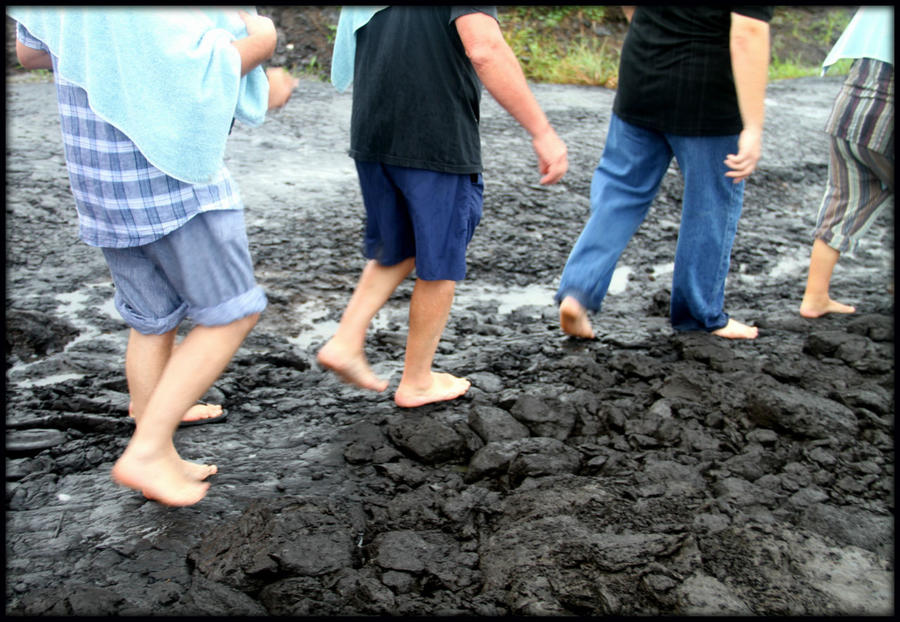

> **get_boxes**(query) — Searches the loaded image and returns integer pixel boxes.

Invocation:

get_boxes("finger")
[724,170,749,182]
[540,164,565,185]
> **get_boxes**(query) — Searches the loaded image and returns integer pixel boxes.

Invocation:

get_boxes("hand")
[532,127,568,185]
[237,10,276,40]
[232,10,277,73]
[266,67,299,110]
[724,126,762,183]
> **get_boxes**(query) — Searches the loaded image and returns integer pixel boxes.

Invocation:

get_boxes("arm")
[265,67,299,110]
[232,10,277,76]
[455,12,567,185]
[724,12,770,183]
[621,6,635,23]
[233,11,297,110]
[16,39,52,70]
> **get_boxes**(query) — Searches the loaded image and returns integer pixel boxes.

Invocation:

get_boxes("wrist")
[531,122,555,141]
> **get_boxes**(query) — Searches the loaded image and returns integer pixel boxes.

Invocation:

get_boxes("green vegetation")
[768,6,855,79]
[770,57,854,81]
[10,66,53,82]
[501,6,858,87]
[500,6,621,88]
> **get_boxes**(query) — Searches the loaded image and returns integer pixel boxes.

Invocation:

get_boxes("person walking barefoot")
[12,7,296,506]
[319,6,567,407]
[798,7,893,319]
[555,6,771,342]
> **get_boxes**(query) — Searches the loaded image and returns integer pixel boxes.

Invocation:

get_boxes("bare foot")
[394,371,470,408]
[111,451,209,506]
[799,295,856,318]
[711,318,759,340]
[180,458,218,481]
[559,296,595,338]
[317,338,389,392]
[129,402,225,424]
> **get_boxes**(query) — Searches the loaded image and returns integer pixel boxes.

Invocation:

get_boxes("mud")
[4,71,894,615]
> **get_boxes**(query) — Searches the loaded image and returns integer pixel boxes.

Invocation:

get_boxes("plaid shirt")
[17,23,243,248]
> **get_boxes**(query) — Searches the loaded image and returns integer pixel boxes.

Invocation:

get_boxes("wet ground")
[5,73,894,615]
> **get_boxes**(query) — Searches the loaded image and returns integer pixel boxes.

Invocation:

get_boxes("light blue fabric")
[8,7,269,184]
[822,6,894,75]
[330,6,388,92]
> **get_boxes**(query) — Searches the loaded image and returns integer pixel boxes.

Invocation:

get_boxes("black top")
[614,6,774,136]
[349,6,498,174]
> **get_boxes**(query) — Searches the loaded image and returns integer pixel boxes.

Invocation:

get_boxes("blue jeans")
[556,114,745,332]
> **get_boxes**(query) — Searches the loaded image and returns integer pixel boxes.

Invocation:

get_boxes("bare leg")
[559,295,595,339]
[128,340,225,428]
[111,313,258,505]
[123,330,213,480]
[711,318,759,340]
[394,278,470,408]
[130,402,224,425]
[317,258,415,391]
[799,238,856,318]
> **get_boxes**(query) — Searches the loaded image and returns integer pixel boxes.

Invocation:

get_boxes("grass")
[501,6,621,88]
[770,57,855,81]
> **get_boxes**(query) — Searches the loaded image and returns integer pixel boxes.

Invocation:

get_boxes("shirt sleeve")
[731,7,774,22]
[449,6,499,24]
[16,22,50,52]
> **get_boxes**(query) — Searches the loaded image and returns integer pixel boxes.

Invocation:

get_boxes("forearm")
[231,32,276,76]
[730,14,770,132]
[468,37,553,140]
[16,40,52,70]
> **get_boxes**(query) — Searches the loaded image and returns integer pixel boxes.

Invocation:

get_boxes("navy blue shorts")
[355,161,484,281]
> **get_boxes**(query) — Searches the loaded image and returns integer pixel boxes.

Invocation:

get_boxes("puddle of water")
[767,251,810,280]
[609,266,631,295]
[287,266,639,352]
[456,282,555,313]
[11,371,85,389]
[288,319,341,351]
[652,262,674,279]
[8,283,123,379]
[287,300,400,351]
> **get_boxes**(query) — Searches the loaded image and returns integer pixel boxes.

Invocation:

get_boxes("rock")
[5,308,79,359]
[466,437,581,485]
[803,330,866,359]
[386,415,468,464]
[258,576,341,616]
[468,405,531,443]
[509,395,574,440]
[675,573,753,615]
[180,575,268,616]
[189,497,363,593]
[5,428,67,453]
[845,313,893,342]
[372,530,429,573]
[744,383,858,440]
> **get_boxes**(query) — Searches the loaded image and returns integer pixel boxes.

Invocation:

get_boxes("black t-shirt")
[614,6,774,136]
[349,6,498,174]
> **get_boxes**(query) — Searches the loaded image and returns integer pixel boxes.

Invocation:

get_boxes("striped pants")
[814,137,893,254]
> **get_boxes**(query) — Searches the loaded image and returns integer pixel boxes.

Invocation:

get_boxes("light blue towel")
[822,6,894,75]
[330,6,388,92]
[8,7,269,184]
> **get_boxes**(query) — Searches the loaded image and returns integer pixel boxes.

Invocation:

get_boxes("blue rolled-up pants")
[556,113,745,332]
